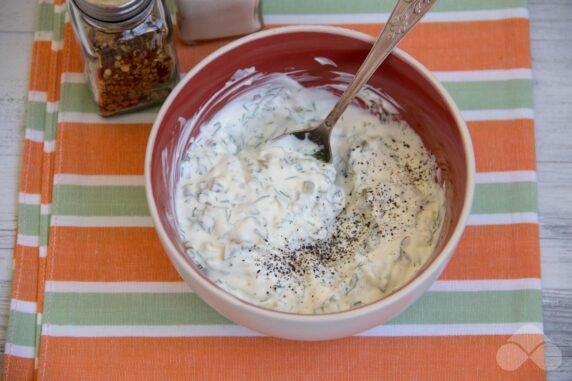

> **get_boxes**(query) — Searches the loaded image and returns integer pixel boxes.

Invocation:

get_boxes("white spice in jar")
[175,0,263,43]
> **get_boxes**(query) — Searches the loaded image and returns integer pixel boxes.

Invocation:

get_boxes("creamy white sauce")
[176,73,445,314]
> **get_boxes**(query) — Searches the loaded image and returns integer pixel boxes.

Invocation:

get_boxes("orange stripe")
[37,256,47,314]
[64,20,532,77]
[38,336,545,381]
[2,355,35,381]
[469,119,536,172]
[64,23,84,73]
[41,30,59,200]
[176,38,233,73]
[28,41,52,93]
[40,152,55,204]
[10,246,38,302]
[346,20,531,71]
[47,225,539,282]
[48,227,180,281]
[19,140,44,195]
[55,120,535,177]
[176,20,531,72]
[56,123,151,175]
[46,49,64,103]
[442,224,541,280]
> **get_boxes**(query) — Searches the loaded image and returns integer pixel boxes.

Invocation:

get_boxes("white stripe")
[10,299,37,314]
[44,140,56,153]
[43,108,538,128]
[39,246,48,258]
[49,171,538,190]
[61,68,533,85]
[429,278,542,292]
[358,322,543,337]
[28,90,47,103]
[46,281,192,294]
[58,112,157,124]
[40,203,51,215]
[18,193,41,205]
[50,216,154,227]
[42,322,543,338]
[17,234,39,247]
[264,8,529,25]
[433,69,532,82]
[46,101,59,113]
[54,3,66,13]
[25,128,44,143]
[475,171,537,184]
[51,40,64,51]
[44,278,541,294]
[49,213,538,228]
[462,108,534,121]
[61,72,85,83]
[33,31,52,42]
[42,324,262,337]
[54,174,145,186]
[467,212,538,226]
[4,343,35,359]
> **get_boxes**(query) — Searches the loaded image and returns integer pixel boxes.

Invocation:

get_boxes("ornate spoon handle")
[322,0,436,129]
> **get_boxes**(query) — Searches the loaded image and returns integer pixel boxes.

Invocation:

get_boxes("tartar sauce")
[176,72,445,314]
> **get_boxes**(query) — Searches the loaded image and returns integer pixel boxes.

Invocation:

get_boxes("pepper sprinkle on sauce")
[176,73,445,314]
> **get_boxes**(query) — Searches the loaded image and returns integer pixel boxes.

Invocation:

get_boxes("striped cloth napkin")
[3,0,545,380]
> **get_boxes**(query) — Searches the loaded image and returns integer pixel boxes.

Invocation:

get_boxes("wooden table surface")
[0,0,570,379]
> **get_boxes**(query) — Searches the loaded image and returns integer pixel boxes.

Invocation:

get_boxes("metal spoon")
[281,0,436,162]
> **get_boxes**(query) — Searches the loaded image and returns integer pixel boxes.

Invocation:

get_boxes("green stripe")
[263,0,527,14]
[443,80,533,111]
[37,3,54,33]
[27,101,46,133]
[60,80,532,114]
[52,9,66,42]
[43,290,541,326]
[44,110,58,141]
[53,185,149,216]
[472,182,537,214]
[18,204,40,237]
[40,213,51,247]
[44,293,231,325]
[52,182,537,217]
[166,0,176,15]
[389,290,542,324]
[60,83,162,114]
[35,317,42,358]
[60,82,98,113]
[7,311,37,347]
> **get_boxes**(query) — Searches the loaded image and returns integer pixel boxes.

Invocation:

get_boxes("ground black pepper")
[250,135,437,295]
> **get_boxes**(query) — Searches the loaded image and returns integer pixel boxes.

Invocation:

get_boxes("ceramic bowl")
[145,25,475,340]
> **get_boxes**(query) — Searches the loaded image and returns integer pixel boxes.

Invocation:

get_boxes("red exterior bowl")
[145,25,475,340]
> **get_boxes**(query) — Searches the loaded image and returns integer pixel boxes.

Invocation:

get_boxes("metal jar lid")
[71,0,153,23]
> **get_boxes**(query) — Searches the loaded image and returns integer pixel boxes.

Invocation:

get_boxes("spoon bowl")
[276,0,437,163]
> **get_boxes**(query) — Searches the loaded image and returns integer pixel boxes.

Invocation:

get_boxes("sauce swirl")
[176,73,445,313]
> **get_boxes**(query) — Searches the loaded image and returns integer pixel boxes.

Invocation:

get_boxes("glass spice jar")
[67,0,179,116]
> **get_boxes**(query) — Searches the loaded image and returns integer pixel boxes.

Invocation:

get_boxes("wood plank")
[530,0,572,379]
[0,28,34,370]
[0,0,36,33]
